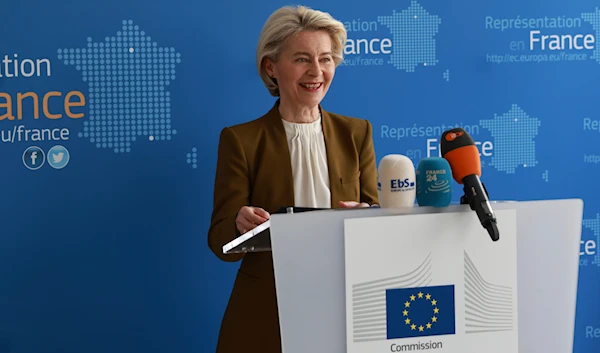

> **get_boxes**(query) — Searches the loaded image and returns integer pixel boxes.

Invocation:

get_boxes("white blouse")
[281,116,331,209]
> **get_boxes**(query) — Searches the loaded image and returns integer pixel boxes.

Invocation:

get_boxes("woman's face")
[265,30,336,109]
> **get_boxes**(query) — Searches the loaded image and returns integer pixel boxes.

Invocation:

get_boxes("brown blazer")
[208,100,378,353]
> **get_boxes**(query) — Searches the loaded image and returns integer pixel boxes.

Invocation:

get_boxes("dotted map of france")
[58,20,181,153]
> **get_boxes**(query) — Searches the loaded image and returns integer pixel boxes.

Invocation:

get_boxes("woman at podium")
[207,5,379,353]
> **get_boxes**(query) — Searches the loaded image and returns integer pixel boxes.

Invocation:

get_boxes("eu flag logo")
[386,285,456,339]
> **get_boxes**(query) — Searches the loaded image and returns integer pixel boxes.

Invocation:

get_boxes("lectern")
[223,199,583,353]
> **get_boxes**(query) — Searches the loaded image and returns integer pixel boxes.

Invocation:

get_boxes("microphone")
[440,128,499,241]
[416,157,453,207]
[377,154,416,208]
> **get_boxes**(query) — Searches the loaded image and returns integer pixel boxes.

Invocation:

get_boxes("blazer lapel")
[321,107,344,208]
[263,102,295,210]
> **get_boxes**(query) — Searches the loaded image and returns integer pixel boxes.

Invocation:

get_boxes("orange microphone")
[440,128,499,242]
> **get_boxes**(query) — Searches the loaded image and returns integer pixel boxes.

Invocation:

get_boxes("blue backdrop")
[1,0,598,352]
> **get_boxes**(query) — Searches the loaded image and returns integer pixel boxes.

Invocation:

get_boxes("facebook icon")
[22,146,45,170]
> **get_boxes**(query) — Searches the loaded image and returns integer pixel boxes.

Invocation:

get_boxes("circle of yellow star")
[402,291,440,334]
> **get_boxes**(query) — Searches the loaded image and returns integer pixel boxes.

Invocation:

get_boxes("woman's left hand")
[338,201,371,208]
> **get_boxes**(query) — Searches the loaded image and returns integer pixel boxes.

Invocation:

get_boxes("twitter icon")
[47,145,70,169]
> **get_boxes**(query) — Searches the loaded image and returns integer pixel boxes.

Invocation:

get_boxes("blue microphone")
[416,157,453,207]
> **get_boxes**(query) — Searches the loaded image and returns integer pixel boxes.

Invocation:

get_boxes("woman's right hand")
[235,206,270,234]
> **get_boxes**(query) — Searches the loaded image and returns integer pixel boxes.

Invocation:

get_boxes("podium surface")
[224,199,582,353]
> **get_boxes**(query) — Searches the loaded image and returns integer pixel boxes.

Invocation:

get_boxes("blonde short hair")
[256,5,347,96]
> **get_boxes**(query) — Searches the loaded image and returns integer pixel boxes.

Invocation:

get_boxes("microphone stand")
[459,181,500,242]
[459,183,489,205]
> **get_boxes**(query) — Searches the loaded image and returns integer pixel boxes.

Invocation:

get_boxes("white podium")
[223,199,583,353]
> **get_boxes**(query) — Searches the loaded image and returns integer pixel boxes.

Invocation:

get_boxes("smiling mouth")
[300,82,323,89]
[300,83,323,91]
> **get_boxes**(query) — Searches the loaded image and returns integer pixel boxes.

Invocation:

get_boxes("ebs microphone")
[440,128,499,241]
[416,157,453,207]
[377,154,416,208]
